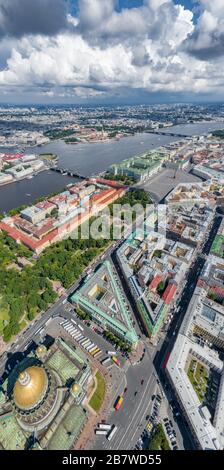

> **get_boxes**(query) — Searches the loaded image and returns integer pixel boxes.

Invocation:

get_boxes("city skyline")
[0,0,223,104]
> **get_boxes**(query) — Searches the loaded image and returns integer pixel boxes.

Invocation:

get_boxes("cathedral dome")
[13,366,48,411]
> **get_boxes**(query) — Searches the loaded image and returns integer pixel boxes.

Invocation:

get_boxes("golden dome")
[72,383,80,393]
[13,366,48,411]
[36,345,46,355]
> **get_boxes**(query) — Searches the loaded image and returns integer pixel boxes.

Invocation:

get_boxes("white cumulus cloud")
[183,0,224,60]
[0,0,223,100]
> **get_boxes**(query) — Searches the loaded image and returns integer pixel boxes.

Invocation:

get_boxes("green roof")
[137,298,169,337]
[47,349,79,384]
[0,390,6,406]
[0,415,27,450]
[45,405,86,450]
[110,148,168,178]
[71,260,138,345]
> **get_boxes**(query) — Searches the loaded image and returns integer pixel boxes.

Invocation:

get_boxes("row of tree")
[103,330,132,353]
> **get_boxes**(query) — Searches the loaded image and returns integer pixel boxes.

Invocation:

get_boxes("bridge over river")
[146,130,190,138]
[50,167,87,180]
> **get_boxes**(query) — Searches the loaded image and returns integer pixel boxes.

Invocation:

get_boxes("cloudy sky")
[0,0,223,104]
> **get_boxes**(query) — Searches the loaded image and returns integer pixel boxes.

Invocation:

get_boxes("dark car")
[141,379,144,385]
[124,387,128,393]
[146,415,150,420]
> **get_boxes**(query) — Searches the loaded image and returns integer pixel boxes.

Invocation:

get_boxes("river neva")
[0,121,223,212]
[0,171,78,213]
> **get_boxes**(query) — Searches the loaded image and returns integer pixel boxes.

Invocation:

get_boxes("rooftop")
[71,260,138,346]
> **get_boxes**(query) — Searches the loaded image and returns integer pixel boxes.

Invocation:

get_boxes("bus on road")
[112,356,120,366]
[91,347,100,357]
[114,395,124,411]
[98,423,112,431]
[107,351,116,356]
[101,357,111,365]
[107,425,118,441]
[95,429,108,435]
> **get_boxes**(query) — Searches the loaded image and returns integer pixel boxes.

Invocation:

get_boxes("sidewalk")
[74,363,124,450]
[0,337,6,355]
[130,340,145,365]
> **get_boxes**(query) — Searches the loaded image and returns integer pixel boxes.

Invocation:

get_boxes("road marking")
[127,380,157,448]
[109,373,126,410]
[112,370,154,450]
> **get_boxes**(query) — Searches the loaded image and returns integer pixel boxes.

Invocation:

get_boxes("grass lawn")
[187,359,209,402]
[89,371,106,412]
[148,424,170,451]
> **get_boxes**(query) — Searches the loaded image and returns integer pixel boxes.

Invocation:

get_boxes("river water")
[0,172,78,213]
[0,121,223,212]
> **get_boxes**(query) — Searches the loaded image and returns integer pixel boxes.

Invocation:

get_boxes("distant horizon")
[0,101,224,107]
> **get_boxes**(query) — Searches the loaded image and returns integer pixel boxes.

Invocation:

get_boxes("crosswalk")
[60,320,102,359]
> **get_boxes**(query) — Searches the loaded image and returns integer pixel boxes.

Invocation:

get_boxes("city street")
[0,211,222,451]
[92,346,157,451]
